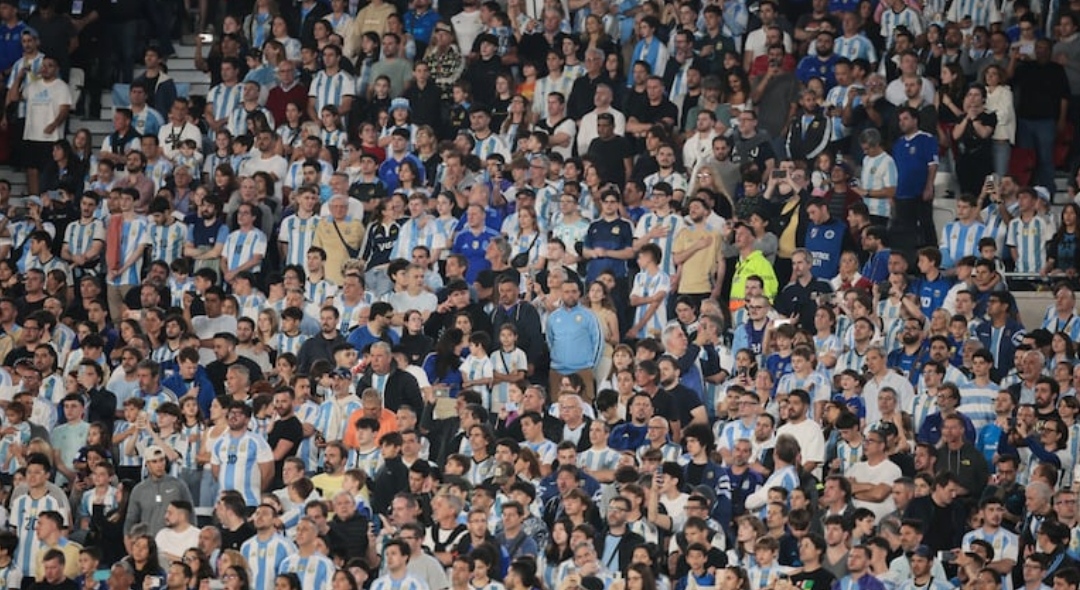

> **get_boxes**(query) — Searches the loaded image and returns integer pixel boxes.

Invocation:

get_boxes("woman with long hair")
[332,569,360,590]
[183,548,215,589]
[724,69,752,117]
[270,15,301,62]
[629,544,668,590]
[936,62,967,153]
[42,139,86,193]
[581,14,616,56]
[276,101,306,158]
[726,516,766,568]
[275,574,303,590]
[197,395,231,506]
[983,64,1014,178]
[223,564,253,590]
[210,163,240,206]
[399,310,434,367]
[508,206,546,274]
[1050,332,1077,371]
[500,95,532,151]
[396,160,424,196]
[256,309,281,353]
[585,281,620,383]
[422,328,466,399]
[178,395,205,503]
[124,534,166,589]
[242,0,278,50]
[951,83,997,195]
[1044,203,1080,280]
[515,446,543,483]
[539,519,573,590]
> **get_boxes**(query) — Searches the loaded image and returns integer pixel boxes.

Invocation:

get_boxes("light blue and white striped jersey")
[0,422,30,474]
[319,127,346,151]
[962,527,1019,565]
[241,533,297,590]
[10,492,67,575]
[295,400,321,473]
[305,279,336,307]
[946,0,1001,28]
[551,218,590,252]
[334,295,374,334]
[460,354,494,409]
[114,422,146,467]
[78,485,118,521]
[278,552,336,590]
[6,53,44,118]
[636,442,682,463]
[578,447,621,472]
[835,440,863,474]
[270,331,308,357]
[308,70,355,115]
[41,374,66,405]
[206,82,244,125]
[835,34,877,62]
[178,422,204,471]
[145,157,173,189]
[391,216,443,260]
[880,8,924,47]
[370,573,428,590]
[1042,307,1080,341]
[1007,215,1052,273]
[235,292,267,322]
[227,105,275,139]
[278,214,321,266]
[223,228,269,274]
[350,446,383,479]
[63,218,105,261]
[473,133,512,161]
[534,184,561,227]
[835,346,869,376]
[718,419,756,453]
[957,384,997,431]
[748,563,780,589]
[643,171,689,200]
[776,371,833,407]
[757,464,800,518]
[315,396,363,442]
[825,84,860,140]
[940,220,988,268]
[532,73,575,119]
[26,255,71,287]
[107,217,151,286]
[491,348,528,408]
[860,151,898,218]
[211,431,274,505]
[149,222,187,265]
[524,439,557,465]
[630,269,671,339]
[634,213,685,276]
[132,106,166,137]
[283,159,334,190]
[911,392,938,434]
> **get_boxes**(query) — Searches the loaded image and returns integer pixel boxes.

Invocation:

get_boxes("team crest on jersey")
[825,230,835,239]
[612,227,620,234]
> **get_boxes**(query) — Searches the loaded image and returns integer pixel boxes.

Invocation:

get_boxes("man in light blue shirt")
[546,279,603,403]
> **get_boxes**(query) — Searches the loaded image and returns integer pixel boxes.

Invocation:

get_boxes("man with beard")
[903,472,965,552]
[183,198,229,276]
[657,356,707,440]
[796,30,840,89]
[267,389,303,489]
[297,306,346,373]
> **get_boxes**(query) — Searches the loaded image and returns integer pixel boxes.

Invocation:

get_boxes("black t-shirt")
[791,566,836,590]
[587,135,633,186]
[267,415,304,485]
[220,521,256,551]
[31,579,80,590]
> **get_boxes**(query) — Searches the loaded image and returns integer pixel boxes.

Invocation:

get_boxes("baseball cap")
[1034,186,1051,202]
[390,97,411,113]
[910,545,934,559]
[330,367,352,379]
[143,445,167,463]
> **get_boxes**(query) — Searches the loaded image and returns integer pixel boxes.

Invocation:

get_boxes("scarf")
[106,214,124,272]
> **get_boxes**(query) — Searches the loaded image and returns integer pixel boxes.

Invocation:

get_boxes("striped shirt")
[270,332,308,357]
[149,222,187,265]
[636,442,683,463]
[278,553,336,590]
[278,214,322,266]
[6,53,44,118]
[206,82,244,125]
[78,486,118,521]
[211,431,274,505]
[473,133,512,161]
[10,493,67,575]
[634,213,685,275]
[63,218,105,262]
[957,384,998,431]
[223,228,269,274]
[241,533,297,590]
[630,269,671,340]
[947,0,1002,27]
[107,217,151,286]
[296,400,321,473]
[835,440,863,474]
[227,105,275,138]
[370,574,428,590]
[334,295,374,333]
[718,419,756,453]
[460,355,494,409]
[940,220,989,268]
[309,70,355,115]
[350,446,383,479]
[319,127,346,151]
[776,371,833,408]
[491,348,528,408]
[880,8,924,47]
[860,151,898,218]
[305,279,337,307]
[391,216,443,262]
[532,73,575,119]
[1042,308,1080,341]
[578,447,621,472]
[835,34,878,62]
[1006,215,1052,273]
[0,422,30,473]
[178,423,204,471]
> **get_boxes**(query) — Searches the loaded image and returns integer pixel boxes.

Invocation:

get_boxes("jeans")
[993,140,1012,179]
[107,20,138,83]
[1017,117,1057,191]
[145,0,178,55]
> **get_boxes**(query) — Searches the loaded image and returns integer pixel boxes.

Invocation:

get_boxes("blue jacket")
[161,364,217,415]
[974,318,1026,382]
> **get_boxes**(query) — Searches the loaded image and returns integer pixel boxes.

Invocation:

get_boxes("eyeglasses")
[222,574,239,580]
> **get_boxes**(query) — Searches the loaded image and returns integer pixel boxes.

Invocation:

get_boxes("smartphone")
[939,550,957,563]
[199,33,214,43]
[149,576,162,589]
[985,173,997,186]
[772,169,787,180]
[772,318,793,328]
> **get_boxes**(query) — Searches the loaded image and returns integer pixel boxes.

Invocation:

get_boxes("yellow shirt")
[673,224,720,294]
[729,251,779,308]
[311,472,346,499]
[312,218,365,285]
[34,538,82,581]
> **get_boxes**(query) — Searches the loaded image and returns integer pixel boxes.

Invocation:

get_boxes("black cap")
[477,33,498,47]
[475,270,496,289]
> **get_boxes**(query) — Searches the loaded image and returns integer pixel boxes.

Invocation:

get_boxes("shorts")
[25,140,53,171]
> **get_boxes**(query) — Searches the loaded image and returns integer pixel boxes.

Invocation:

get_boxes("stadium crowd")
[1,0,1080,589]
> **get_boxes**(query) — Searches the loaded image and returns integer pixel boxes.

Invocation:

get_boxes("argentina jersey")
[63,218,105,262]
[241,533,296,590]
[1006,215,1052,273]
[634,213,685,275]
[835,440,863,474]
[309,70,355,115]
[1042,308,1080,341]
[278,215,321,266]
[235,292,266,322]
[391,217,440,260]
[11,493,66,576]
[271,332,307,356]
[295,400,321,473]
[835,34,877,62]
[149,222,187,265]
[717,419,755,453]
[279,553,336,590]
[223,228,269,273]
[578,447,620,473]
[630,269,671,339]
[305,279,336,307]
[940,221,988,268]
[207,82,243,126]
[211,432,274,505]
[860,151,898,218]
[109,218,151,286]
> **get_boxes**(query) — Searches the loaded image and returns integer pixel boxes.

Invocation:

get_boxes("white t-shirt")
[846,459,902,522]
[23,78,73,142]
[155,524,202,563]
[776,418,826,478]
